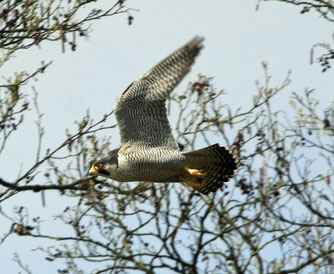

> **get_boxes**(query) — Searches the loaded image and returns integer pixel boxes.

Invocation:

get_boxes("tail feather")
[182,144,238,195]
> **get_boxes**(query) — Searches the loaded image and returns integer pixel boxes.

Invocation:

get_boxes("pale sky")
[1,0,334,272]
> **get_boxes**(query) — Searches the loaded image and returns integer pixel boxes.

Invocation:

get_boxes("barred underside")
[182,144,238,195]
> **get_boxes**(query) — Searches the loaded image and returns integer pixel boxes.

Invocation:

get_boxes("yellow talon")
[186,168,207,178]
[184,168,207,189]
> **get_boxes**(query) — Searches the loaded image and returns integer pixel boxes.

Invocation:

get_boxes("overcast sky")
[1,0,334,272]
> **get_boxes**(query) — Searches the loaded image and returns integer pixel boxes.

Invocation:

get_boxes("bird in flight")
[89,37,237,195]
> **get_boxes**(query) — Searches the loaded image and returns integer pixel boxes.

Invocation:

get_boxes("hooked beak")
[89,166,98,175]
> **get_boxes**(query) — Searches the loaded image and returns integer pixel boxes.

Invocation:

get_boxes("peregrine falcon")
[89,37,238,195]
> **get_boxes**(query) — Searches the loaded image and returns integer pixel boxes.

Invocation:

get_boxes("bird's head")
[89,149,119,178]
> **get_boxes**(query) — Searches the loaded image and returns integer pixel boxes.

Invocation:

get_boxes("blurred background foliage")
[0,0,334,273]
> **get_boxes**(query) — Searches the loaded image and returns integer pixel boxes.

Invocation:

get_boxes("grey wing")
[115,36,204,149]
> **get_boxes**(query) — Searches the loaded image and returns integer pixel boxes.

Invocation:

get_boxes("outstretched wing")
[115,36,204,148]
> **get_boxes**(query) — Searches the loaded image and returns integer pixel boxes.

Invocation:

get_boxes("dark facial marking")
[99,169,110,176]
[107,148,120,168]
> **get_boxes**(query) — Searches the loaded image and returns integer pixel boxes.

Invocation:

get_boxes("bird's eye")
[95,163,103,169]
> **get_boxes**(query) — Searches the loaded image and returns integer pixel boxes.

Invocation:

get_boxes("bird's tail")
[182,144,238,195]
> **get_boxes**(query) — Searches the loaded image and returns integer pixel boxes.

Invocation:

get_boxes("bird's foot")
[186,168,207,178]
[184,168,207,189]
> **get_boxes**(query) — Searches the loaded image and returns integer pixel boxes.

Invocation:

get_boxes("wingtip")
[191,35,205,42]
[188,36,205,50]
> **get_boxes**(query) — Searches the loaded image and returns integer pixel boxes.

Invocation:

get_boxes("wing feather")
[115,36,204,148]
